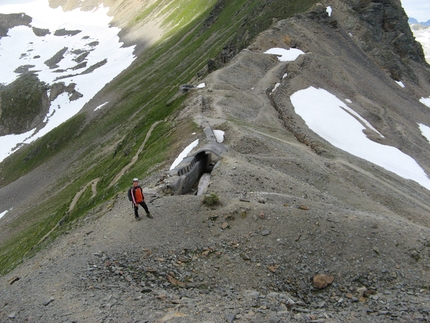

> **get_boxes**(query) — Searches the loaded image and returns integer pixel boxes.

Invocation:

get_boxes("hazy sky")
[401,0,430,22]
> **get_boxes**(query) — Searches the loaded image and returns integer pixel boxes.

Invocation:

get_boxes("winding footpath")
[108,120,162,188]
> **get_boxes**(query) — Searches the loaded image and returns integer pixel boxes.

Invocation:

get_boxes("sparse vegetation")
[202,192,220,206]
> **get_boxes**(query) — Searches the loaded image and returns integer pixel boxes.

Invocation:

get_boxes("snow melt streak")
[291,87,430,190]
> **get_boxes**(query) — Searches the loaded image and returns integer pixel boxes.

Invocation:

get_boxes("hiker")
[129,178,152,220]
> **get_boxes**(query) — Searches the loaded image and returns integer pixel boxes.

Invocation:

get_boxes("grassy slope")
[0,0,317,275]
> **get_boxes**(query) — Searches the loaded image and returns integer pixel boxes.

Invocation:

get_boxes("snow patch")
[345,99,352,103]
[396,80,405,88]
[326,6,332,17]
[0,210,8,220]
[213,130,225,143]
[420,97,430,108]
[0,208,12,220]
[291,86,430,191]
[282,73,288,79]
[0,128,36,161]
[341,103,384,138]
[170,139,199,170]
[94,102,109,111]
[197,83,206,89]
[418,123,430,142]
[264,47,304,62]
[271,83,281,94]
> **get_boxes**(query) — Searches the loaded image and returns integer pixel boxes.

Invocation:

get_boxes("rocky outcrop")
[0,13,31,37]
[309,0,428,81]
[0,74,49,136]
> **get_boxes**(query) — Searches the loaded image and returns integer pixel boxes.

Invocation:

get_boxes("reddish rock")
[312,274,334,289]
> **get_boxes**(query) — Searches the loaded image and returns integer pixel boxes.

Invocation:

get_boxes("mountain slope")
[0,0,317,274]
[1,0,430,321]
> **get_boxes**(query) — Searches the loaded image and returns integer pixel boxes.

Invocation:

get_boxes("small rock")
[221,221,229,230]
[243,290,260,298]
[261,230,271,236]
[43,297,55,306]
[8,312,16,319]
[241,253,250,261]
[298,205,309,210]
[8,276,20,285]
[259,212,266,219]
[312,274,334,289]
[357,286,367,298]
[268,265,280,273]
[226,313,236,323]
[269,315,280,323]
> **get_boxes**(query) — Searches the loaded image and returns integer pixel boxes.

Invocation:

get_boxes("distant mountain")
[409,17,430,26]
[409,17,419,24]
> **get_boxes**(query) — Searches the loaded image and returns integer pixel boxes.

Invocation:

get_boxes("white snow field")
[291,86,430,190]
[0,0,136,162]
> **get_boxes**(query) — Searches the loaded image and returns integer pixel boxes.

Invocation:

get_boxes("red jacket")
[131,186,144,203]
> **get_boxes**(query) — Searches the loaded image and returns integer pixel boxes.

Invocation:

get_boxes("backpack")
[127,188,133,201]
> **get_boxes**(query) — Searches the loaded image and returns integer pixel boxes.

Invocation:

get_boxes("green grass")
[203,192,220,206]
[0,0,318,276]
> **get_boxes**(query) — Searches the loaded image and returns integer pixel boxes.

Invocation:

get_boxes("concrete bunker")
[164,142,226,195]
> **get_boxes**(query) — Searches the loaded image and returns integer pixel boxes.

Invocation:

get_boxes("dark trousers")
[134,201,149,218]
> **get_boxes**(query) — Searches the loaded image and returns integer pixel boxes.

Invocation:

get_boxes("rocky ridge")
[1,0,430,322]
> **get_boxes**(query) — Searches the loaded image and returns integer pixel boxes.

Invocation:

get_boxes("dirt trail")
[68,178,100,213]
[108,120,162,188]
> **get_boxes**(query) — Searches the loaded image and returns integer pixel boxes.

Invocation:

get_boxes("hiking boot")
[135,216,141,221]
[146,212,153,219]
